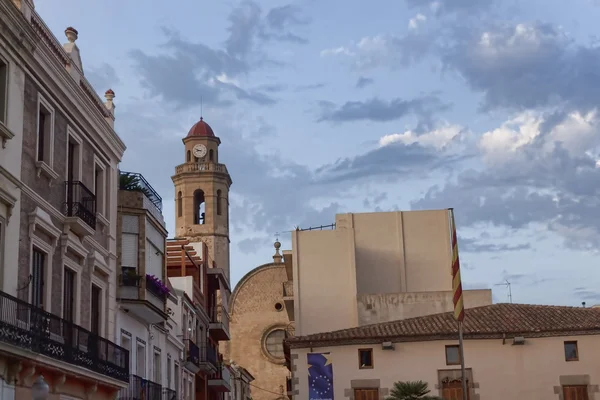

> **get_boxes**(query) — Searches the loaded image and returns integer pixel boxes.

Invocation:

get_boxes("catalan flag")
[450,208,465,322]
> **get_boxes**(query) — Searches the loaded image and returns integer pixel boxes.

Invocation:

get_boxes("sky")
[35,0,600,307]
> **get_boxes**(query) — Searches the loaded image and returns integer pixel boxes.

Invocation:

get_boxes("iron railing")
[200,345,219,368]
[117,375,162,400]
[120,267,142,287]
[0,290,128,381]
[210,305,230,326]
[119,171,163,212]
[145,275,168,300]
[162,388,177,400]
[63,181,96,229]
[298,223,335,231]
[185,339,200,367]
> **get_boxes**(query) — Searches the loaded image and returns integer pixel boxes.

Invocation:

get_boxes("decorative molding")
[154,345,161,353]
[60,231,88,259]
[53,373,67,393]
[0,121,15,148]
[28,207,61,245]
[35,161,59,185]
[21,366,36,386]
[136,337,146,345]
[85,382,98,400]
[121,328,132,337]
[0,184,17,223]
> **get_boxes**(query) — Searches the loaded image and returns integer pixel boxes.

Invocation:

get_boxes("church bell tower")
[172,117,232,278]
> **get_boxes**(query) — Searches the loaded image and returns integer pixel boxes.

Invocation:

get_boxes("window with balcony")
[91,284,101,335]
[31,248,46,309]
[94,159,106,216]
[121,333,132,373]
[63,267,75,323]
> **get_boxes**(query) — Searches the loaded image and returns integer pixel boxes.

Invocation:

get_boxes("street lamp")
[31,375,49,400]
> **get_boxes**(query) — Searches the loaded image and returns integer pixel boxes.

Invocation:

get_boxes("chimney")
[63,27,83,81]
[104,89,116,128]
[11,0,35,21]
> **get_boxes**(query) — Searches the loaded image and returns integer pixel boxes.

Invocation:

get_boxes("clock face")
[192,144,207,159]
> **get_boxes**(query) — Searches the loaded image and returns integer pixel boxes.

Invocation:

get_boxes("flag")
[307,353,334,400]
[450,209,465,322]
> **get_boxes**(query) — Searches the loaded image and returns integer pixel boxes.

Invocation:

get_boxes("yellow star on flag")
[322,353,332,366]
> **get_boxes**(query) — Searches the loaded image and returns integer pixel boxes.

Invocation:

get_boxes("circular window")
[275,302,284,311]
[263,328,286,360]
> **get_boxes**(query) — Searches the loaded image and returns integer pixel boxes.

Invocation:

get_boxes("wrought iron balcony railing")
[120,267,142,287]
[185,339,200,366]
[63,180,96,229]
[210,305,230,326]
[117,375,162,399]
[200,345,219,367]
[119,171,163,212]
[0,290,128,382]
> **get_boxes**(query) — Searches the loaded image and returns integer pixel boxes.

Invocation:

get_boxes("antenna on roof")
[494,279,512,303]
[200,96,203,120]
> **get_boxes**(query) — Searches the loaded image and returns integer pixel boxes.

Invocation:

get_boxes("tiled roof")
[285,304,600,348]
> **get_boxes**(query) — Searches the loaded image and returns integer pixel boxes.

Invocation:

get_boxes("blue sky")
[36,0,600,306]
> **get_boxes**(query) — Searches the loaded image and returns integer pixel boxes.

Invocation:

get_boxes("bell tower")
[172,118,232,278]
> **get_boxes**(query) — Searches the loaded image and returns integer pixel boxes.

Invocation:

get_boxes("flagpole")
[449,208,468,400]
[458,321,467,400]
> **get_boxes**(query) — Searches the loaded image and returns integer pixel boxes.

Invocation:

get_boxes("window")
[174,363,180,396]
[264,329,286,359]
[36,98,54,165]
[137,341,146,378]
[564,341,579,361]
[91,284,101,335]
[63,267,75,322]
[216,189,222,215]
[193,189,205,225]
[0,58,7,124]
[167,356,172,389]
[121,334,132,373]
[209,149,214,162]
[177,191,183,217]
[186,150,191,162]
[154,351,161,383]
[66,129,82,182]
[445,345,461,365]
[0,218,5,276]
[358,348,373,369]
[31,249,46,309]
[94,159,106,216]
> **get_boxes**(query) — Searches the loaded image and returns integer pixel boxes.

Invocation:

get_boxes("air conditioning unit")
[512,336,525,345]
[381,342,395,350]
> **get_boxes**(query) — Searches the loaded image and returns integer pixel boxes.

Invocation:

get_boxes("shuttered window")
[121,233,138,268]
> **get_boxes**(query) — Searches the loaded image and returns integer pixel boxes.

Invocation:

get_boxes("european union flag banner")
[307,352,334,400]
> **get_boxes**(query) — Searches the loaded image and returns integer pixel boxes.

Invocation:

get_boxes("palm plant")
[386,381,442,400]
[119,173,153,198]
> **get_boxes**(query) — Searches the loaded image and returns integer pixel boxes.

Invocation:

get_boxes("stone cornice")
[0,0,38,56]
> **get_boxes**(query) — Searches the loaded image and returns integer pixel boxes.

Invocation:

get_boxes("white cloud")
[320,46,355,57]
[379,124,464,150]
[408,13,427,30]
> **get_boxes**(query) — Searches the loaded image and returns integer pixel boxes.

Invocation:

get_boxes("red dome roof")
[186,117,215,138]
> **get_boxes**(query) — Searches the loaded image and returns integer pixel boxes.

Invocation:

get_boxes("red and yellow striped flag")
[450,209,465,322]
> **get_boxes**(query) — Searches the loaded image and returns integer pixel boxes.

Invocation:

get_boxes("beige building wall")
[290,335,600,400]
[291,210,492,336]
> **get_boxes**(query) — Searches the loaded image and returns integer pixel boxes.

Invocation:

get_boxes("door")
[442,380,469,400]
[91,285,101,335]
[354,389,379,400]
[563,385,589,400]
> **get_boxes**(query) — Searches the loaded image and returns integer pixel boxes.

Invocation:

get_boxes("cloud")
[442,22,600,112]
[295,83,326,91]
[573,287,600,303]
[356,76,374,89]
[317,95,451,123]
[404,0,496,16]
[84,63,120,94]
[129,1,309,109]
[411,109,600,250]
[459,236,531,253]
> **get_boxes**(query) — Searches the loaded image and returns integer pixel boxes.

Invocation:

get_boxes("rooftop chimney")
[63,27,83,81]
[104,89,115,128]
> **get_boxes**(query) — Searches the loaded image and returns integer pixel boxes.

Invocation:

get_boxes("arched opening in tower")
[193,189,205,224]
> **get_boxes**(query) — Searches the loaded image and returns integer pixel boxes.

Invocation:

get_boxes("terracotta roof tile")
[285,304,600,348]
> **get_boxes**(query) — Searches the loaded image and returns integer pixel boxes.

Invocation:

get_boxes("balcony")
[286,376,293,399]
[119,171,165,226]
[118,267,168,324]
[208,363,232,392]
[174,162,229,175]
[162,388,177,400]
[198,344,219,373]
[183,339,201,374]
[0,290,129,382]
[63,181,96,235]
[209,305,230,341]
[117,375,162,399]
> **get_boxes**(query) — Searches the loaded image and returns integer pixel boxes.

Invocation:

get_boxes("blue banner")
[307,352,334,400]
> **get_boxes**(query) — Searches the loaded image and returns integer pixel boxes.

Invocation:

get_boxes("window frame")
[564,341,579,362]
[153,348,161,383]
[65,127,83,182]
[93,155,106,217]
[0,55,8,125]
[358,348,374,369]
[29,236,54,310]
[136,339,146,378]
[0,216,5,283]
[90,275,107,337]
[445,344,461,365]
[62,258,83,325]
[120,331,133,373]
[36,94,56,168]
